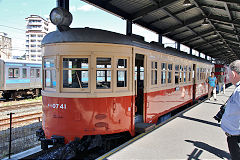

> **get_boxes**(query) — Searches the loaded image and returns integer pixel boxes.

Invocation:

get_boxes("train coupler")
[36,128,65,150]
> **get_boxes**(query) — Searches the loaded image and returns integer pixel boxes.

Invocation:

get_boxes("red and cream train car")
[38,27,213,148]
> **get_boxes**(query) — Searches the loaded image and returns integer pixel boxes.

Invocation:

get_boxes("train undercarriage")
[1,88,41,100]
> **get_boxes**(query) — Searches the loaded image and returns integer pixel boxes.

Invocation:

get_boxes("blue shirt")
[221,81,240,135]
[208,76,216,87]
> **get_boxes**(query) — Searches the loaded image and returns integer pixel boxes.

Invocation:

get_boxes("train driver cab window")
[44,58,56,89]
[161,63,166,84]
[151,62,157,85]
[96,58,111,89]
[63,58,89,88]
[168,64,172,83]
[8,68,19,78]
[117,59,127,87]
[175,65,179,84]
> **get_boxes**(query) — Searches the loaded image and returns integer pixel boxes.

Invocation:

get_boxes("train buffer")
[97,85,235,160]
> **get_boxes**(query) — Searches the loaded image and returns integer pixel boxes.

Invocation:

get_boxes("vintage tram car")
[0,59,42,100]
[37,26,213,148]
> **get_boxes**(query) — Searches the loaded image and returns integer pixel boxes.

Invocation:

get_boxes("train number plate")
[48,104,67,109]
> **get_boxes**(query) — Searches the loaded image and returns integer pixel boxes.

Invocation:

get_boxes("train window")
[96,58,111,89]
[22,68,27,78]
[140,67,144,80]
[175,64,179,84]
[44,58,56,89]
[30,68,35,78]
[8,68,19,78]
[189,66,191,81]
[45,70,56,88]
[36,69,40,78]
[184,66,187,83]
[63,58,89,88]
[117,59,127,87]
[167,64,172,83]
[97,58,111,68]
[197,68,200,80]
[151,62,157,85]
[161,63,166,84]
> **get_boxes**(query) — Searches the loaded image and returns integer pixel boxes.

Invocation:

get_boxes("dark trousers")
[227,136,240,160]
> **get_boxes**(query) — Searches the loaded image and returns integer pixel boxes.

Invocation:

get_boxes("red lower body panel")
[42,96,133,143]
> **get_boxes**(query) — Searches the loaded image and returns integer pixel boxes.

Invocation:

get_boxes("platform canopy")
[78,0,240,64]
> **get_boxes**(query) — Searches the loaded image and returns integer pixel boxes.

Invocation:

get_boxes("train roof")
[0,58,42,65]
[42,28,212,65]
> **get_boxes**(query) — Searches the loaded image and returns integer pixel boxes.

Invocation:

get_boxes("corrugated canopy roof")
[82,0,240,64]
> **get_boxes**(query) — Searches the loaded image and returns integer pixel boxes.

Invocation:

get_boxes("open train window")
[117,59,127,87]
[30,68,35,78]
[63,58,89,88]
[161,63,166,84]
[167,64,172,83]
[8,68,19,78]
[96,58,111,89]
[36,69,40,78]
[151,61,157,85]
[44,58,56,89]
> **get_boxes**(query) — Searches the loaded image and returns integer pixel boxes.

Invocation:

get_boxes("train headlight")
[50,7,72,27]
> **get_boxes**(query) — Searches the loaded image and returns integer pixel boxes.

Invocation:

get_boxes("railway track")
[0,101,42,112]
[0,112,42,131]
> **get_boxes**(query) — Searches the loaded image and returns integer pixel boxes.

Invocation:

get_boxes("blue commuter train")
[0,59,42,100]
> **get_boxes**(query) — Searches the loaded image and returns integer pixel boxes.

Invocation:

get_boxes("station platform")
[98,85,235,160]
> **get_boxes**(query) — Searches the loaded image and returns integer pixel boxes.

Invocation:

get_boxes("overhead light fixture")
[202,18,209,26]
[50,7,72,31]
[183,0,191,6]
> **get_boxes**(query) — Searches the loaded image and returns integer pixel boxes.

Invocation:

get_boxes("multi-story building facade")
[0,32,12,59]
[25,15,54,61]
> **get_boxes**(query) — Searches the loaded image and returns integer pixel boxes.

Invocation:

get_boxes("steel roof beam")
[130,0,177,21]
[192,37,221,49]
[180,29,215,43]
[213,0,240,5]
[208,15,240,27]
[224,3,240,42]
[147,5,195,25]
[160,15,204,36]
[192,0,237,60]
[199,2,240,12]
[81,0,131,20]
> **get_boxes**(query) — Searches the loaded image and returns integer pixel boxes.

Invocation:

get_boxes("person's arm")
[215,77,218,85]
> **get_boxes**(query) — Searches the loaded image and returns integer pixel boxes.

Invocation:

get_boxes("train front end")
[37,27,135,149]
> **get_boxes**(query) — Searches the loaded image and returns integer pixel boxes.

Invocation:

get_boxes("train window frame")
[95,56,113,92]
[43,57,56,91]
[61,56,90,93]
[8,68,19,78]
[116,57,129,90]
[151,61,158,86]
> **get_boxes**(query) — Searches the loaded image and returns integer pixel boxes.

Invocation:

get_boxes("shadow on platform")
[185,140,230,159]
[179,115,220,127]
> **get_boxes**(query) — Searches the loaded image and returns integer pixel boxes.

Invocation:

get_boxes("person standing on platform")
[218,71,226,94]
[221,60,240,160]
[206,72,217,100]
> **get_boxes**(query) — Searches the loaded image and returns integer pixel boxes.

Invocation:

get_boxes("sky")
[0,0,193,57]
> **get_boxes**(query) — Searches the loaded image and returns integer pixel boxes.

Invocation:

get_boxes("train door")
[192,64,196,100]
[135,54,144,123]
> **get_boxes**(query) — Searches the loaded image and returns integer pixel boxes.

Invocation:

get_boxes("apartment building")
[0,32,12,59]
[25,15,54,61]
